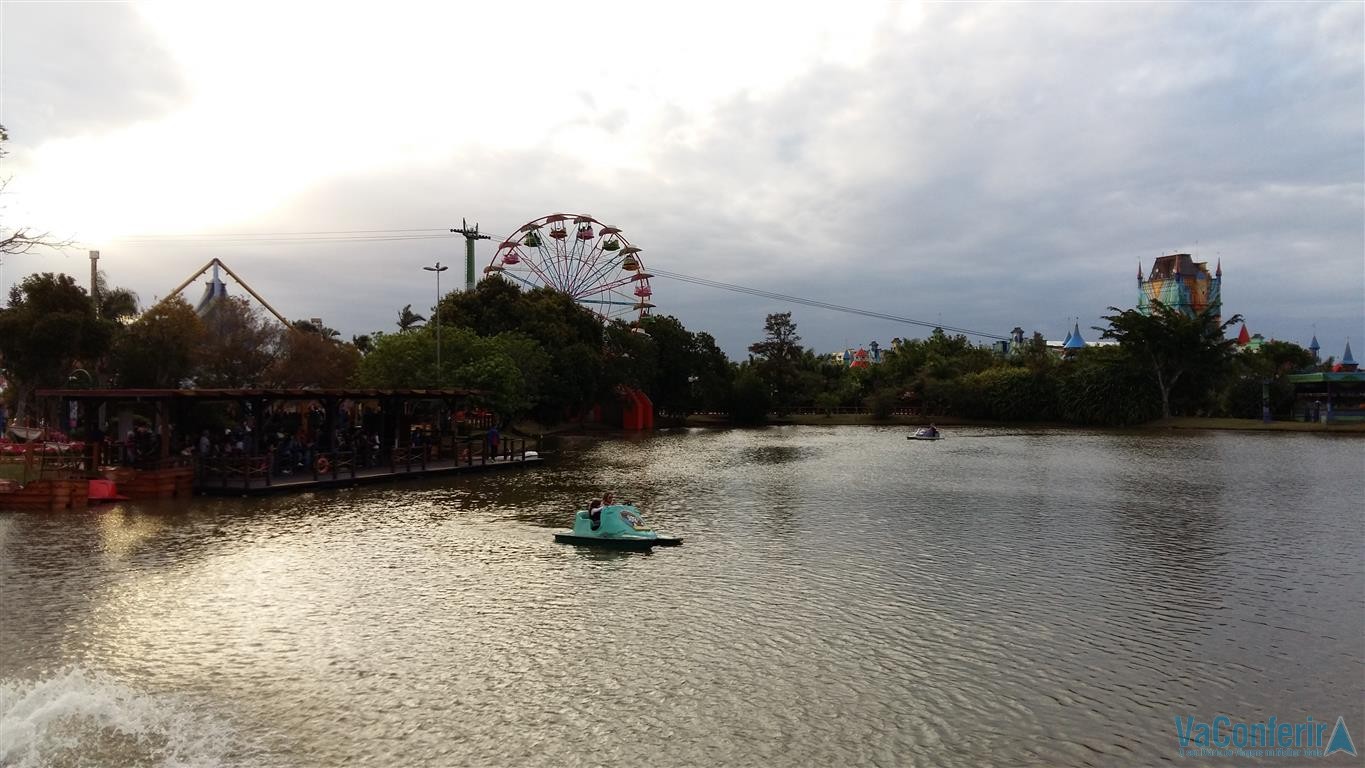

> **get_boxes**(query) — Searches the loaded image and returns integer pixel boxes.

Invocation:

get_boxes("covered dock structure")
[22,387,538,501]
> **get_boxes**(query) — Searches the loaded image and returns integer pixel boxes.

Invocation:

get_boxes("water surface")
[2,426,1362,766]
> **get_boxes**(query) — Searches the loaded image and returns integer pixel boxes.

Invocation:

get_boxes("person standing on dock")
[487,425,500,459]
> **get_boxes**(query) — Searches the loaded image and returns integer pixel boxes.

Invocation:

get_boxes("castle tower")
[1138,253,1221,324]
[194,263,230,315]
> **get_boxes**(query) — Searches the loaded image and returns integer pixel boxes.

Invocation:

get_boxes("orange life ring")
[315,456,330,474]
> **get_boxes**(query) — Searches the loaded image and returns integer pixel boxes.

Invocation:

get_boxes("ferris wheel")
[484,213,655,324]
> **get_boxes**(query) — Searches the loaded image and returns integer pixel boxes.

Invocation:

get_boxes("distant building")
[1138,253,1221,324]
[831,341,885,368]
[1288,342,1364,422]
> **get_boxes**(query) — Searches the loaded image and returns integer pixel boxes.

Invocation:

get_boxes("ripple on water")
[1,427,1362,766]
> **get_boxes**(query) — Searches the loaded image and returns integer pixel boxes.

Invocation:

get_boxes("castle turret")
[1139,253,1220,324]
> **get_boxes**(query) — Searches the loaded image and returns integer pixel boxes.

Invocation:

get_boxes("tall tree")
[92,270,140,322]
[434,275,526,336]
[691,331,734,413]
[268,329,361,387]
[0,272,111,417]
[108,295,203,387]
[290,318,341,339]
[195,297,282,387]
[1098,302,1242,419]
[748,312,803,416]
[639,314,696,415]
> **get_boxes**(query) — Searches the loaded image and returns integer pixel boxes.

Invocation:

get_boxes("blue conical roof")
[1062,329,1073,346]
[1064,322,1086,349]
[1343,341,1355,365]
[1309,335,1320,351]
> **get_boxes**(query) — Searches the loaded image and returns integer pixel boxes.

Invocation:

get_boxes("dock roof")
[35,387,482,402]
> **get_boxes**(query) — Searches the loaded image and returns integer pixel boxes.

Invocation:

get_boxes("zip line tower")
[450,219,490,292]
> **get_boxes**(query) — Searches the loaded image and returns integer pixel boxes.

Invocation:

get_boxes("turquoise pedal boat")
[553,504,683,550]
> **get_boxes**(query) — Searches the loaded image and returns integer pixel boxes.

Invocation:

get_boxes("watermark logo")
[1174,713,1356,759]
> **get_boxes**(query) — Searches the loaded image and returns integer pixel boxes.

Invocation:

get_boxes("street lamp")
[423,262,449,387]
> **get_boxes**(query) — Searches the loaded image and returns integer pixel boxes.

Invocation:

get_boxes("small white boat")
[908,427,942,441]
[8,426,44,442]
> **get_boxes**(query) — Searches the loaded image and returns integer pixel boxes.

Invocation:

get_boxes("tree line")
[0,265,1320,429]
[0,271,735,427]
[737,304,1320,426]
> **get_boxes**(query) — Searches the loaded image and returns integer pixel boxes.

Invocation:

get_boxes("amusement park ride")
[483,213,657,429]
[484,213,655,325]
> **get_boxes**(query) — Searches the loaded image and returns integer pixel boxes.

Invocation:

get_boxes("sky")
[1,1,1362,360]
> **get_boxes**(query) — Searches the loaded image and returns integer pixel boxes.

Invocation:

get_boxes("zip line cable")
[649,268,1009,341]
[117,227,448,240]
[107,227,1007,340]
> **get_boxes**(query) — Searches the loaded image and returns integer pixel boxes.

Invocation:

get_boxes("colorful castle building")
[1138,253,1221,324]
[1235,323,1266,352]
[831,341,884,368]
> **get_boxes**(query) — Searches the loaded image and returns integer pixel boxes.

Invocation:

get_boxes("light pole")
[423,262,449,387]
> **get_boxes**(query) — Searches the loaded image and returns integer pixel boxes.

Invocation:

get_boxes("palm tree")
[397,304,426,332]
[93,271,140,322]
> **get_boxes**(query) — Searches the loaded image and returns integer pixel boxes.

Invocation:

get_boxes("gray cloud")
[12,3,1362,360]
[0,3,188,141]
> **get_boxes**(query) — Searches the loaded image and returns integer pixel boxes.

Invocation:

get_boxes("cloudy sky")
[2,1,1361,359]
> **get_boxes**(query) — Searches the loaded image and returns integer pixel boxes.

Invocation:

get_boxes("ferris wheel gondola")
[485,213,654,324]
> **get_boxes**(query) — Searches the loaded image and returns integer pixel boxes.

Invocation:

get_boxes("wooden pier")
[7,386,546,508]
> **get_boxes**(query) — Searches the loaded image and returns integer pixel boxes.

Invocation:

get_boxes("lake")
[2,426,1362,767]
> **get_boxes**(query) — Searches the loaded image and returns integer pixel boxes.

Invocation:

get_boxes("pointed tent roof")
[1309,335,1321,351]
[1064,323,1086,349]
[1062,328,1073,346]
[1236,324,1251,345]
[1343,341,1356,366]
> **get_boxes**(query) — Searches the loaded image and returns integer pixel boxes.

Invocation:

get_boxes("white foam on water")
[0,667,237,768]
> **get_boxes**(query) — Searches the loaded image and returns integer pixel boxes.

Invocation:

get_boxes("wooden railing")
[199,454,273,490]
[190,433,537,491]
